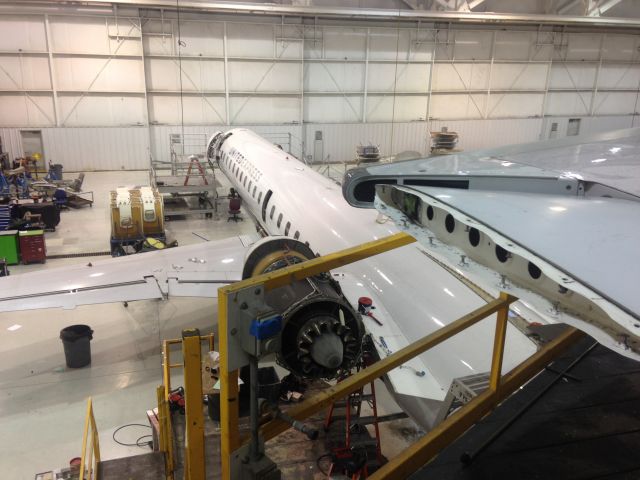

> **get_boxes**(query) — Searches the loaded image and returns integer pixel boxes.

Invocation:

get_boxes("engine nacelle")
[243,237,364,380]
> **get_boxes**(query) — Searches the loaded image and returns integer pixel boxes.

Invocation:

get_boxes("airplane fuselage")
[212,129,536,412]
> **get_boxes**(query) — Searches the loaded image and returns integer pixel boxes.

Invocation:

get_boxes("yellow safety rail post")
[78,397,101,480]
[161,333,214,480]
[369,326,582,479]
[156,385,174,480]
[182,330,205,480]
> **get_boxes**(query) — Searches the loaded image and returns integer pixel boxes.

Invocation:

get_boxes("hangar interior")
[0,1,639,479]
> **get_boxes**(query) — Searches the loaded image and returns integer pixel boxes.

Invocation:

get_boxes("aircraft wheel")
[242,237,315,279]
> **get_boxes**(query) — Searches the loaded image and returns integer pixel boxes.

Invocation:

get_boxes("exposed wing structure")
[342,127,640,360]
[0,235,255,312]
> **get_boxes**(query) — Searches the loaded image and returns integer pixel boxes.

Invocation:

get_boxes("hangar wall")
[0,10,639,168]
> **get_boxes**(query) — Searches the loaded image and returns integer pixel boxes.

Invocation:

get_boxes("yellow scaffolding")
[159,333,215,480]
[217,232,582,478]
[79,397,100,480]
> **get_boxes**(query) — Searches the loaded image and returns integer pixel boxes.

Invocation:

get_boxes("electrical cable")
[112,423,153,448]
[176,0,185,142]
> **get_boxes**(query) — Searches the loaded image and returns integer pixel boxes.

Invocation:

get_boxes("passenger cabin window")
[270,206,275,219]
[284,222,291,236]
[277,213,283,228]
[262,190,273,222]
[294,231,300,240]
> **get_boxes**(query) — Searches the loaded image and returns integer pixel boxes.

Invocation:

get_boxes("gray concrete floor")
[0,168,417,479]
[0,170,256,479]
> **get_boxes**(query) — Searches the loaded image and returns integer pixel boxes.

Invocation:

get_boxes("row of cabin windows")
[225,152,265,206]
[225,150,304,246]
[269,204,300,240]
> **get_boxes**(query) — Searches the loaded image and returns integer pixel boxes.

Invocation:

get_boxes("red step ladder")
[325,347,383,478]
[184,156,208,186]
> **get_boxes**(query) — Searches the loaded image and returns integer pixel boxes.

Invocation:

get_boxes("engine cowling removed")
[243,237,364,380]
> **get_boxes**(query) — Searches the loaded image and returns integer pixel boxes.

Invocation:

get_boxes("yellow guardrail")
[218,232,583,479]
[159,333,214,480]
[79,397,100,480]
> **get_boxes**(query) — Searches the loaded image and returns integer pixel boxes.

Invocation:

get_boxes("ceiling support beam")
[458,0,486,12]
[588,0,625,16]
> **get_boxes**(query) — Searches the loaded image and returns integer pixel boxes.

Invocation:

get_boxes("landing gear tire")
[242,237,316,279]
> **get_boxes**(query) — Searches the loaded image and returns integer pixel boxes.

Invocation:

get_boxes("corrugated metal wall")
[0,127,150,171]
[0,128,24,161]
[0,116,635,171]
[42,127,150,171]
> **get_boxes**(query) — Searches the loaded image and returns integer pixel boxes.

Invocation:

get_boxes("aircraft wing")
[0,235,256,312]
[342,127,640,360]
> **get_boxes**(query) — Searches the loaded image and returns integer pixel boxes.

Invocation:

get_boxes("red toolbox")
[19,229,46,264]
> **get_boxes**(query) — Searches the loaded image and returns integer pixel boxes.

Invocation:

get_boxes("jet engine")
[243,237,364,380]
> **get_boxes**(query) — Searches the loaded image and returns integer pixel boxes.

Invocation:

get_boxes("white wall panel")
[430,94,486,119]
[145,58,225,92]
[557,34,601,61]
[368,29,415,61]
[598,65,640,90]
[175,21,224,57]
[0,94,54,126]
[454,31,493,61]
[549,64,597,89]
[366,95,428,122]
[490,64,547,90]
[432,63,490,91]
[545,92,592,116]
[227,23,274,58]
[304,63,364,92]
[323,27,366,60]
[58,95,146,126]
[602,35,638,61]
[494,31,533,61]
[0,15,46,52]
[593,92,639,115]
[50,16,141,56]
[304,96,361,123]
[148,94,226,124]
[488,93,543,118]
[54,57,144,92]
[41,127,149,170]
[231,96,299,124]
[367,63,430,92]
[0,56,51,90]
[230,62,300,92]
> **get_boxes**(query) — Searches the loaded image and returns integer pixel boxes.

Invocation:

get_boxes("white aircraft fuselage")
[211,128,536,425]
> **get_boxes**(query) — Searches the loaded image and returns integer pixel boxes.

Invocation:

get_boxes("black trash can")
[60,324,93,368]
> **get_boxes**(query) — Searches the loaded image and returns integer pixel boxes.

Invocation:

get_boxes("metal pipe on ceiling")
[2,0,640,29]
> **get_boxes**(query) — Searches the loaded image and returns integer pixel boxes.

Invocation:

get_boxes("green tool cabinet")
[0,230,19,265]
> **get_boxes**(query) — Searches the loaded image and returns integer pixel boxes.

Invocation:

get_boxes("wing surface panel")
[0,236,253,312]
